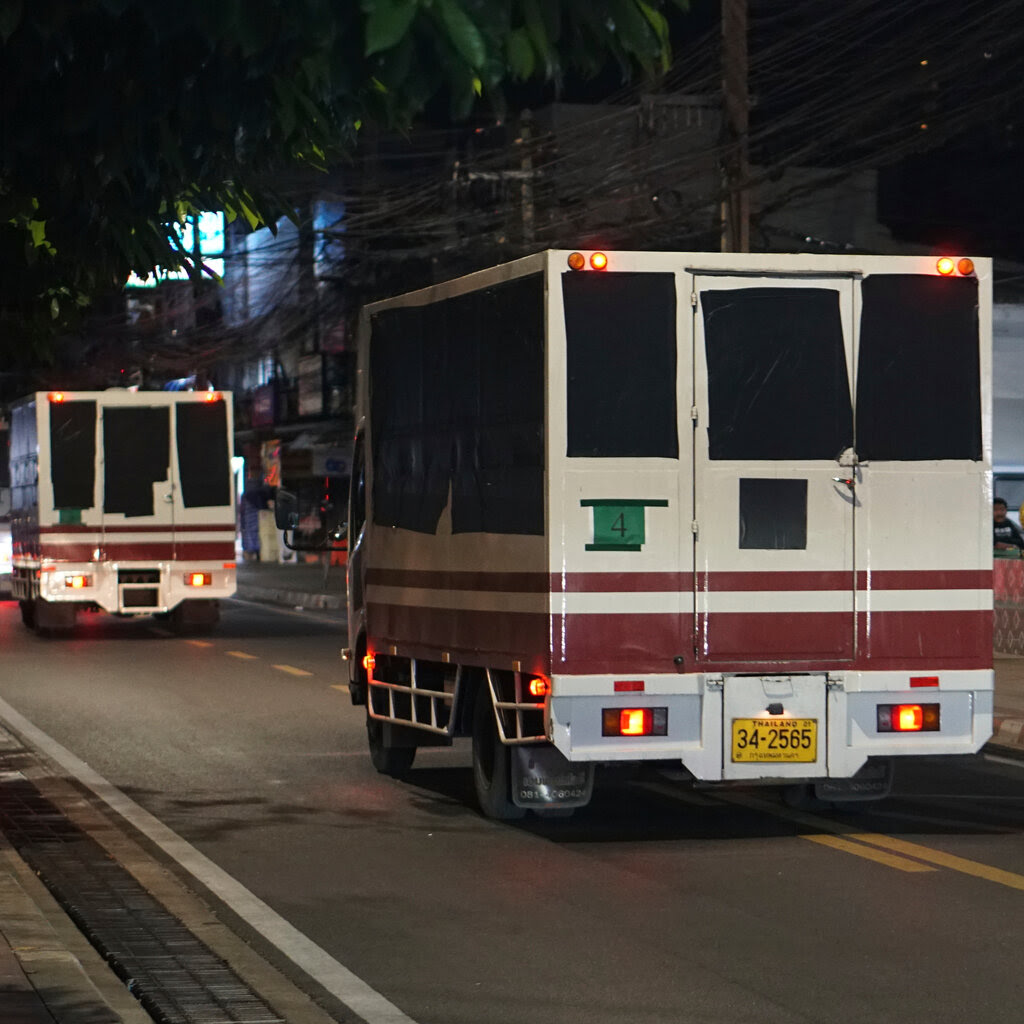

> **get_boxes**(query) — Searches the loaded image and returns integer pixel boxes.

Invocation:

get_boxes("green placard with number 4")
[582,499,669,552]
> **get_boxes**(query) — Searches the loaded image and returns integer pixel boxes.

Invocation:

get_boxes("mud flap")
[511,745,594,810]
[814,758,893,802]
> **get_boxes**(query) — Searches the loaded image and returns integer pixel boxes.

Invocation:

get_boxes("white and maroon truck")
[10,389,236,633]
[311,249,993,819]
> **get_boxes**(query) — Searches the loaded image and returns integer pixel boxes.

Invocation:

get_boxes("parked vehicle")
[10,390,236,633]
[281,249,994,819]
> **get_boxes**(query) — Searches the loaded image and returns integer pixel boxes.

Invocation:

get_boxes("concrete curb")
[235,584,343,612]
[989,715,1024,758]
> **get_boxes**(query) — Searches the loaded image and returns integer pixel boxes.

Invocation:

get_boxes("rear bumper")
[547,669,994,782]
[11,561,236,614]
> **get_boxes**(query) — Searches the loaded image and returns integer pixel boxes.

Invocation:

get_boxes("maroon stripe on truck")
[367,602,550,672]
[38,542,235,561]
[364,602,990,675]
[38,528,235,536]
[554,569,991,593]
[367,568,549,592]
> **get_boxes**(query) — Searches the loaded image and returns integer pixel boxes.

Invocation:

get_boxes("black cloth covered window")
[739,478,808,550]
[176,401,231,508]
[563,271,678,458]
[103,407,169,517]
[50,401,96,509]
[370,273,544,535]
[702,287,853,460]
[856,274,981,461]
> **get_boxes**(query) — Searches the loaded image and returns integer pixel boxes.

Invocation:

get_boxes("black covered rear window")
[50,400,96,509]
[103,407,169,517]
[701,287,853,461]
[856,274,981,461]
[563,271,678,458]
[370,273,544,535]
[176,401,231,507]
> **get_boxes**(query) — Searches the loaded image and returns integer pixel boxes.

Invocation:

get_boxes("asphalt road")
[0,596,1023,1024]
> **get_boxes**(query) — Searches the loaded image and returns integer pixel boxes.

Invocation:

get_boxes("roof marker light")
[567,252,586,271]
[48,392,66,403]
[936,257,955,276]
[957,258,975,276]
[590,251,608,270]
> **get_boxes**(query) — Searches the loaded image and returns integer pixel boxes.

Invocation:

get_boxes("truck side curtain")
[176,402,231,507]
[103,407,170,517]
[49,400,96,510]
[370,273,545,535]
[856,274,981,461]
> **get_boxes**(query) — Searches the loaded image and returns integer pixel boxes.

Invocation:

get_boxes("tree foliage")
[0,0,688,356]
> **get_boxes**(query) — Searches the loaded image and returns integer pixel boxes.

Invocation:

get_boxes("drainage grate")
[0,763,285,1024]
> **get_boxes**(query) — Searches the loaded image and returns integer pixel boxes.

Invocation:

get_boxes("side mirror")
[274,490,300,530]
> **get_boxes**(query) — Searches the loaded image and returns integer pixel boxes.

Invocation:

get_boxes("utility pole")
[721,0,750,252]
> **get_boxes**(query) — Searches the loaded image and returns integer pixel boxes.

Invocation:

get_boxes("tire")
[472,693,525,821]
[19,600,36,631]
[366,713,416,777]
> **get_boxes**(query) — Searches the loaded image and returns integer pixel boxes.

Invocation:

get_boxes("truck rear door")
[691,274,858,666]
[100,401,175,562]
[691,274,857,781]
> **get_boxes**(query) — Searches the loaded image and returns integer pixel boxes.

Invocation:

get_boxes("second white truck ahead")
[10,389,237,633]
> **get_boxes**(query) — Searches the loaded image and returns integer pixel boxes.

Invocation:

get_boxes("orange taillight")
[527,675,550,698]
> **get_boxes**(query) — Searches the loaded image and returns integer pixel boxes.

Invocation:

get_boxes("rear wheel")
[18,599,35,630]
[472,693,524,821]
[366,713,416,777]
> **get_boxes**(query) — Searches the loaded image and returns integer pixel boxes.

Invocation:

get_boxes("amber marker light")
[204,391,222,402]
[527,675,551,698]
[185,572,212,587]
[363,652,376,672]
[589,251,608,270]
[567,252,586,271]
[936,257,956,275]
[957,258,975,276]
[48,391,65,403]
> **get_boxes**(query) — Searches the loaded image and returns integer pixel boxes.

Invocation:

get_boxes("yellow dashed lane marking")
[273,664,313,678]
[721,791,1024,888]
[226,651,258,660]
[851,833,1024,892]
[801,834,935,873]
[186,640,213,648]
[330,685,348,692]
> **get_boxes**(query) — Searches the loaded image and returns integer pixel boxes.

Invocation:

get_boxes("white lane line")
[0,696,418,1024]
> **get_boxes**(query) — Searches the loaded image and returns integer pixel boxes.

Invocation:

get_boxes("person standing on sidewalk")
[993,497,1024,556]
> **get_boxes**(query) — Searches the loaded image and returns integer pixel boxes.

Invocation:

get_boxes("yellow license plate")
[731,718,817,763]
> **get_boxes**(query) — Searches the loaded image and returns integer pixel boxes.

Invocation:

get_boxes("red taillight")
[876,703,940,732]
[602,707,668,737]
[185,572,212,587]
